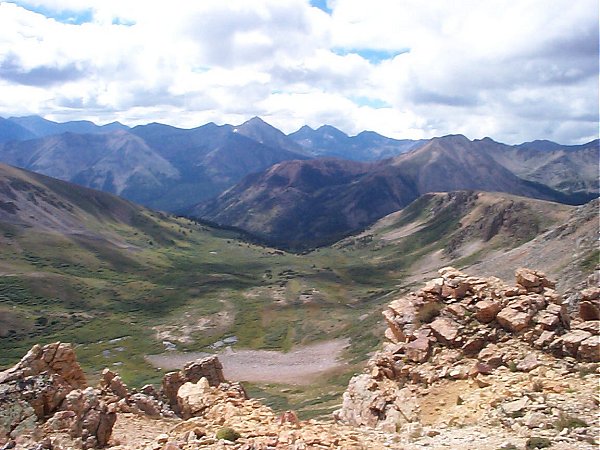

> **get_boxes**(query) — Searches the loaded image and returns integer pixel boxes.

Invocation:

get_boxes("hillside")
[334,191,597,293]
[1,163,597,423]
[194,135,593,249]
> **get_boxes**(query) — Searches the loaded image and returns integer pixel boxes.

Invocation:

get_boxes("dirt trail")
[146,339,349,385]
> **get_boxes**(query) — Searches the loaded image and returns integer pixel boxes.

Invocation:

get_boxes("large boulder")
[0,343,116,448]
[0,342,86,389]
[161,356,225,415]
[47,387,116,449]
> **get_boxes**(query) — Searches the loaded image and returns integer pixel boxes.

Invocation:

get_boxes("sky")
[0,0,598,144]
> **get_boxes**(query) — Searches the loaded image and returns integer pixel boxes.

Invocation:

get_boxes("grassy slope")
[1,182,593,418]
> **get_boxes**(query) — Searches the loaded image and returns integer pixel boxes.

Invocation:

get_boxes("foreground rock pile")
[335,267,599,449]
[1,267,598,449]
[0,343,115,449]
[0,344,395,449]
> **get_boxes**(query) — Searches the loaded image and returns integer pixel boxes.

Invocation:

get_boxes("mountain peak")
[240,116,271,128]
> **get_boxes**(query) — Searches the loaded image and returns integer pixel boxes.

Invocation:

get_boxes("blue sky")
[0,0,597,144]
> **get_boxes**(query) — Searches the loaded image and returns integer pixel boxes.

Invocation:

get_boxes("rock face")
[0,342,87,388]
[0,342,115,449]
[335,267,600,432]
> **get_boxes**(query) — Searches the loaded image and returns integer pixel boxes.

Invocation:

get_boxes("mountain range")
[0,157,598,421]
[195,134,597,248]
[0,115,597,248]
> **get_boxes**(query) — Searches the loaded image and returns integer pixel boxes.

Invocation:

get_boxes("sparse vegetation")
[215,427,240,442]
[525,437,552,449]
[554,412,589,431]
[417,302,443,324]
[531,379,544,392]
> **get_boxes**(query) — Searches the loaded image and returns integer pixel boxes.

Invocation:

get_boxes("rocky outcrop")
[162,356,225,414]
[336,268,600,432]
[45,388,116,448]
[0,342,87,388]
[0,342,115,449]
[99,368,168,418]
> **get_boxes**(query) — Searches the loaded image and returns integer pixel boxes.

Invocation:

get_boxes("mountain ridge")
[193,134,596,249]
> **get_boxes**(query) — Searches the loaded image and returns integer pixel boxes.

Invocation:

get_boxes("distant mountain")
[193,134,596,249]
[0,130,180,207]
[288,125,424,160]
[0,118,36,144]
[476,138,599,194]
[0,118,310,211]
[6,115,128,138]
[234,117,307,155]
[0,116,596,216]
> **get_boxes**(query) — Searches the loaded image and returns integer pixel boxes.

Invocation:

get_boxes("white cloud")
[0,0,597,144]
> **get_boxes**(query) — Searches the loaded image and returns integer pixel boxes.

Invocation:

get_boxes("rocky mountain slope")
[2,267,598,449]
[490,138,599,194]
[335,192,598,293]
[335,267,599,449]
[193,135,593,249]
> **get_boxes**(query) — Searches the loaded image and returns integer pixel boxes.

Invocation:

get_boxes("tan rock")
[100,368,129,398]
[496,307,531,332]
[177,378,212,419]
[533,330,556,349]
[581,287,600,301]
[573,320,600,334]
[474,300,502,323]
[421,278,444,295]
[561,330,593,356]
[533,310,560,330]
[405,336,431,363]
[478,344,504,368]
[515,268,555,293]
[162,356,225,415]
[429,317,460,346]
[516,353,540,372]
[578,335,600,362]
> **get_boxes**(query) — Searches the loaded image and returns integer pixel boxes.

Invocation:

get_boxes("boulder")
[0,342,86,389]
[577,335,600,362]
[429,317,460,346]
[474,300,502,323]
[496,307,531,332]
[560,330,593,356]
[0,343,117,449]
[478,344,504,368]
[405,336,431,363]
[573,321,600,334]
[177,378,212,420]
[100,368,129,399]
[51,387,116,449]
[515,268,554,293]
[516,353,540,372]
[579,301,600,321]
[162,356,225,414]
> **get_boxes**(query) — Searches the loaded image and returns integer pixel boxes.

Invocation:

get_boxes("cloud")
[0,53,89,86]
[0,0,597,144]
